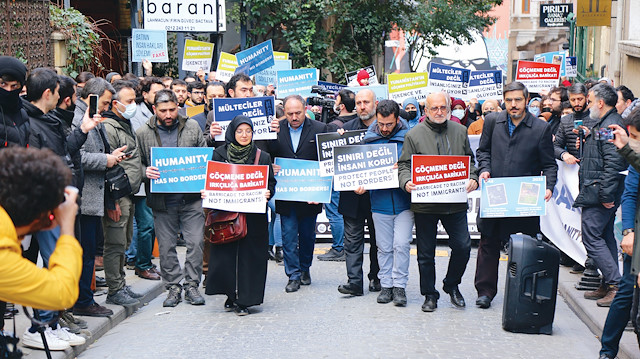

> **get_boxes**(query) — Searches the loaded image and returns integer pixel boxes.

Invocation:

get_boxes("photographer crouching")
[0,148,82,341]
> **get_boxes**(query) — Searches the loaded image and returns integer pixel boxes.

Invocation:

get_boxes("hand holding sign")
[146,166,160,179]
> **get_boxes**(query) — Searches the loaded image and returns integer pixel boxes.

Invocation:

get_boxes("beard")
[589,106,601,120]
[358,108,376,122]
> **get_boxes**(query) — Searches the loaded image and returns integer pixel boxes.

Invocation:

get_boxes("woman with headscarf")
[402,97,421,129]
[450,98,467,125]
[204,115,276,316]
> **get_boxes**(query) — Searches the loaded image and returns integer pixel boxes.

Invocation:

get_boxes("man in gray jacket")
[137,89,207,307]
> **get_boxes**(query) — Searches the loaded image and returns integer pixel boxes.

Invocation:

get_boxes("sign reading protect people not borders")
[316,130,366,177]
[211,96,277,141]
[202,161,269,213]
[411,155,470,203]
[333,144,398,191]
[150,147,213,193]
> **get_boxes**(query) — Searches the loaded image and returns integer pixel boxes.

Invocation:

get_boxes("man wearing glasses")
[474,81,557,309]
[398,92,478,312]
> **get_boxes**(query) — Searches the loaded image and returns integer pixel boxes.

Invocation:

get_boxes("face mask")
[629,138,640,154]
[528,106,541,117]
[406,110,418,119]
[542,107,552,113]
[333,103,341,114]
[451,109,465,119]
[117,101,137,120]
[0,87,22,113]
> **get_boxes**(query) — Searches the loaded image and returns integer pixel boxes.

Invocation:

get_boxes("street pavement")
[77,244,603,359]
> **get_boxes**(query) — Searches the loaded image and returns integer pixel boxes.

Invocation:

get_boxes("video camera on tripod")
[307,85,336,124]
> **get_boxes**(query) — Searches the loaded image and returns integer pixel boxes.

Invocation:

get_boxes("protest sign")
[539,3,573,28]
[565,56,577,78]
[333,144,398,191]
[234,40,275,76]
[316,130,366,177]
[345,65,379,86]
[132,29,168,63]
[411,155,470,203]
[276,68,318,98]
[143,0,226,32]
[273,158,332,203]
[150,147,213,193]
[344,84,388,103]
[479,176,547,218]
[427,63,470,98]
[317,81,346,95]
[534,50,567,76]
[273,51,289,60]
[215,52,238,82]
[466,70,503,101]
[515,60,561,93]
[182,39,215,72]
[211,96,276,141]
[387,72,429,104]
[541,161,587,265]
[202,161,269,213]
[255,60,292,86]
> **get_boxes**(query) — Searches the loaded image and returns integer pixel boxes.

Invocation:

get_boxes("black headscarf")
[225,115,255,164]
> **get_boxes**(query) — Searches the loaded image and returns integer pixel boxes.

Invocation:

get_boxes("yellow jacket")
[0,206,83,310]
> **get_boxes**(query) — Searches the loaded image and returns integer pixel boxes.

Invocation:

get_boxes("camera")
[594,128,614,141]
[307,85,336,124]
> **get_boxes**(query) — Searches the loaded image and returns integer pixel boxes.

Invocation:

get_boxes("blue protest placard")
[255,60,292,86]
[211,96,276,141]
[467,70,503,101]
[273,158,332,203]
[318,81,346,95]
[276,68,318,98]
[344,84,388,102]
[150,147,213,193]
[427,63,470,98]
[132,29,168,63]
[534,51,568,76]
[479,176,547,218]
[234,40,275,76]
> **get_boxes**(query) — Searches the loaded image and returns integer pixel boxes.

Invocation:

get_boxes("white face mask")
[117,101,137,120]
[451,109,465,119]
[629,138,640,153]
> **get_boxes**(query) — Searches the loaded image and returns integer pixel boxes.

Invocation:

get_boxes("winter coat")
[337,117,373,219]
[102,111,143,199]
[553,111,591,160]
[0,101,29,148]
[617,145,640,276]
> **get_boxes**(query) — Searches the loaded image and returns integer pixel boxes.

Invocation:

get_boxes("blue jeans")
[76,215,100,308]
[126,220,138,262]
[268,198,282,247]
[32,228,60,329]
[280,207,317,281]
[600,255,634,357]
[324,188,344,252]
[133,196,154,270]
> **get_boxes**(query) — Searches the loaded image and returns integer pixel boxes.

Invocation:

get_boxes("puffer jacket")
[553,110,591,160]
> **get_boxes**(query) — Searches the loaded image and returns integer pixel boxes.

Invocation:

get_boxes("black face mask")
[542,107,552,113]
[407,110,418,119]
[0,87,22,113]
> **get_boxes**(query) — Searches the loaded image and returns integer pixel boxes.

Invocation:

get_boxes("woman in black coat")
[204,115,276,316]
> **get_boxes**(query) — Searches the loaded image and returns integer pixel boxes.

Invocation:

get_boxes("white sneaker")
[50,324,86,346]
[22,328,71,351]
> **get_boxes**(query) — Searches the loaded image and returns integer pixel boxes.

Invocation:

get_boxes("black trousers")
[343,212,379,290]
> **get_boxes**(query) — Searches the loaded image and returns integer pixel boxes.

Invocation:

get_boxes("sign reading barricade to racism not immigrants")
[316,130,366,177]
[150,147,213,193]
[276,68,318,98]
[273,158,332,203]
[515,60,561,94]
[234,40,275,76]
[182,39,215,72]
[428,63,470,98]
[215,52,238,83]
[387,72,429,104]
[467,70,503,101]
[411,155,470,203]
[480,176,547,218]
[211,96,276,141]
[333,144,398,191]
[132,29,168,63]
[202,161,269,213]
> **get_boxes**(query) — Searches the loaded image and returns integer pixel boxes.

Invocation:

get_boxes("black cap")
[0,56,28,85]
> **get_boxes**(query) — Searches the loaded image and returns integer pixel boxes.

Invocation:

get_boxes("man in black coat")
[474,81,557,309]
[268,95,328,293]
[554,82,589,164]
[0,56,29,148]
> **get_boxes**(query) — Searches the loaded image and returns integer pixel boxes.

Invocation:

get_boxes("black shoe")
[285,280,301,293]
[184,283,205,305]
[234,305,249,316]
[300,271,311,285]
[126,260,136,270]
[106,288,140,306]
[268,247,276,261]
[163,285,182,307]
[369,278,381,292]
[392,287,407,307]
[125,285,144,299]
[224,297,236,312]
[422,296,437,312]
[338,283,364,296]
[73,302,113,317]
[317,248,346,261]
[95,276,107,287]
[476,295,491,309]
[444,286,465,308]
[274,246,284,262]
[377,287,393,303]
[570,263,585,274]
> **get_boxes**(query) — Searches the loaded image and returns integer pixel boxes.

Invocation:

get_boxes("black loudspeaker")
[502,233,560,335]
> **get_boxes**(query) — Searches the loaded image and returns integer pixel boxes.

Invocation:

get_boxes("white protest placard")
[427,63,470,98]
[333,144,398,191]
[515,60,561,94]
[411,155,470,203]
[466,70,503,101]
[211,96,277,141]
[132,29,168,63]
[182,39,215,72]
[345,65,379,86]
[387,72,429,104]
[203,161,269,213]
[143,0,226,32]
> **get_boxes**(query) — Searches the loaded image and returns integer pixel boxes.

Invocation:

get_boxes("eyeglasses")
[429,106,448,113]
[377,122,395,128]
[235,129,253,135]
